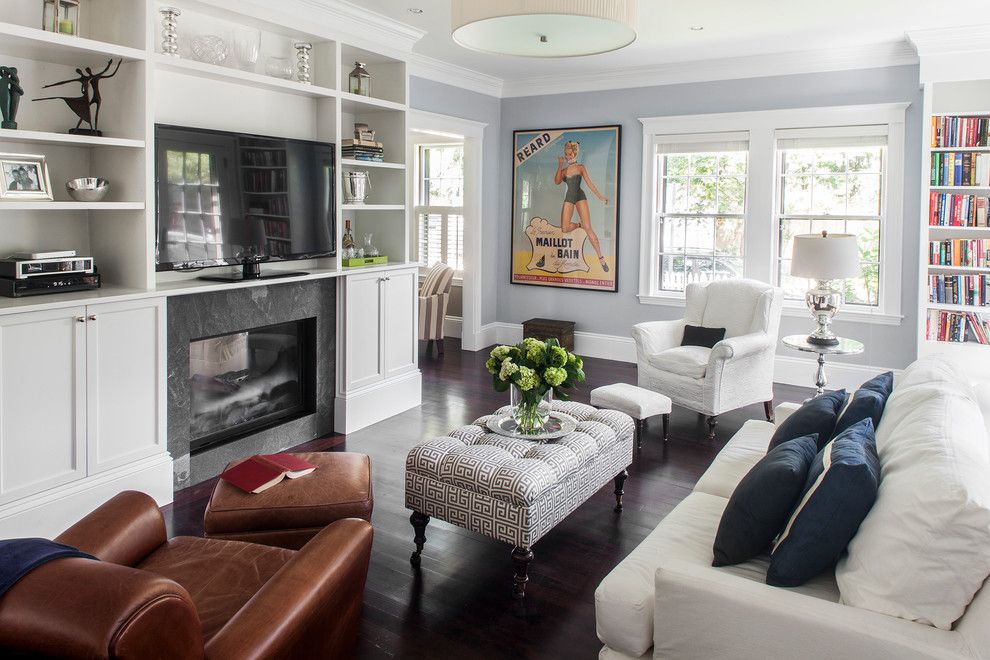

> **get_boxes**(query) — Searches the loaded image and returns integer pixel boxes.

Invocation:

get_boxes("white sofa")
[595,360,990,660]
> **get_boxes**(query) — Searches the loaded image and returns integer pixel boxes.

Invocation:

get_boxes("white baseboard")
[0,453,174,540]
[334,370,422,434]
[443,315,462,339]
[477,322,898,391]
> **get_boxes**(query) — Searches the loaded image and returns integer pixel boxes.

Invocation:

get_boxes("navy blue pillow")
[712,434,819,567]
[768,389,847,452]
[766,418,880,588]
[833,372,895,438]
[681,325,726,349]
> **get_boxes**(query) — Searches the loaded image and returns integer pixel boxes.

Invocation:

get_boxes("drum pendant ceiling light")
[451,1,639,58]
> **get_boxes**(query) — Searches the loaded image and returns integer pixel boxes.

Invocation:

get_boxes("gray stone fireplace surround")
[167,279,336,489]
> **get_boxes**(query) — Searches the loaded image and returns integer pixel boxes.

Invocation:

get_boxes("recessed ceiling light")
[408,7,424,14]
[689,25,704,31]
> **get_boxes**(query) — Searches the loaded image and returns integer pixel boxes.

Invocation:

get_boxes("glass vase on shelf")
[510,385,552,435]
[233,27,261,71]
[341,219,356,259]
[362,234,379,257]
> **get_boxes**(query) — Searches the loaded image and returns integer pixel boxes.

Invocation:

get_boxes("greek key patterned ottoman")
[405,401,634,599]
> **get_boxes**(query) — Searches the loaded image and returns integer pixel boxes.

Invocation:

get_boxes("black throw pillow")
[859,371,894,399]
[768,389,847,452]
[681,325,726,349]
[767,418,880,587]
[712,434,820,567]
[832,372,895,438]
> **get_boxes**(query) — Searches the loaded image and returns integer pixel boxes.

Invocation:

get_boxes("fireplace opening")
[189,318,317,455]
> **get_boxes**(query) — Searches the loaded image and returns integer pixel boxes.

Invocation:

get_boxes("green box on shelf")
[342,255,389,267]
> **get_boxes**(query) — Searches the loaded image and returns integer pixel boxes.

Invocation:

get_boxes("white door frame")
[407,109,487,351]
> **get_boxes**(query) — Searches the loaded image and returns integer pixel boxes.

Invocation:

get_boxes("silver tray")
[485,411,578,441]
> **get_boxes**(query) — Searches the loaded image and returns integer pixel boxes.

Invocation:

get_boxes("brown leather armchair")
[0,491,373,659]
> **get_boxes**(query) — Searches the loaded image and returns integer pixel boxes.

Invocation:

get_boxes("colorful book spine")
[928,274,990,306]
[928,239,990,267]
[927,309,990,344]
[930,152,990,186]
[931,116,990,148]
[928,192,990,226]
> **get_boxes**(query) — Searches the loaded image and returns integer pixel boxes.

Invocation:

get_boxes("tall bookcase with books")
[920,79,990,369]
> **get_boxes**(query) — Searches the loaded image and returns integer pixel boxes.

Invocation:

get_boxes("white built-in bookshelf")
[0,0,413,309]
[919,78,990,362]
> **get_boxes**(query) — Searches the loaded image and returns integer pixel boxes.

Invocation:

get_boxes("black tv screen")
[155,125,335,272]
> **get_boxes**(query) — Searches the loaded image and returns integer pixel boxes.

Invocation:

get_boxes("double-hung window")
[654,133,749,292]
[640,104,906,323]
[414,143,464,274]
[776,129,887,306]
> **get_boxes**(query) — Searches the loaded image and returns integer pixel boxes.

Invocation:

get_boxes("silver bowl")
[66,178,110,202]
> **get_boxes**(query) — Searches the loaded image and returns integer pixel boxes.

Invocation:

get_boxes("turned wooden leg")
[707,416,718,441]
[512,546,534,599]
[437,338,445,356]
[426,340,434,356]
[662,413,670,442]
[613,469,628,513]
[764,400,775,423]
[635,418,645,449]
[409,511,430,567]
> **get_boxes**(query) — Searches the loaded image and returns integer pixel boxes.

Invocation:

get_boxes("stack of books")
[930,152,990,187]
[929,274,989,306]
[929,192,989,226]
[342,139,385,163]
[929,239,990,267]
[927,310,990,344]
[932,116,990,148]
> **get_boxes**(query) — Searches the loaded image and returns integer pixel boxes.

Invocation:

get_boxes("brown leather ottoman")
[204,451,373,550]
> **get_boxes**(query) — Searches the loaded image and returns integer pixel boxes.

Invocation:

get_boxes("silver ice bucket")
[343,171,371,204]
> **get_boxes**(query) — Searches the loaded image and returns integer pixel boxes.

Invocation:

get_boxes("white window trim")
[638,103,908,325]
[413,142,465,276]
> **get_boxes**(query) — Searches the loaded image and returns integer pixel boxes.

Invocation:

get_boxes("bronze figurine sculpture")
[0,66,24,130]
[33,59,121,136]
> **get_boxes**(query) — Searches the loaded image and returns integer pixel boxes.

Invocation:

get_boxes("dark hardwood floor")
[162,339,812,659]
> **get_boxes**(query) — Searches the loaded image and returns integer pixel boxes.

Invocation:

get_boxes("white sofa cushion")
[595,491,837,658]
[648,345,710,379]
[837,363,990,630]
[694,419,774,498]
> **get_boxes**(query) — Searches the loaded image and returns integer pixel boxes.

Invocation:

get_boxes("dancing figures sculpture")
[0,66,24,129]
[33,59,121,136]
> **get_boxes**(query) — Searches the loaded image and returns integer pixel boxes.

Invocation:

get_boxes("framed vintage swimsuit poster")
[511,125,620,291]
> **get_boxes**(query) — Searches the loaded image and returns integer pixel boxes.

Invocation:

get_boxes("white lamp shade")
[451,0,638,58]
[790,233,860,280]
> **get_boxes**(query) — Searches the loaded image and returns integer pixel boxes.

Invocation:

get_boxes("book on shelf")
[927,309,990,344]
[343,154,385,162]
[929,192,989,226]
[219,453,317,493]
[342,138,383,148]
[929,239,990,267]
[930,152,990,186]
[932,115,990,148]
[929,274,989,306]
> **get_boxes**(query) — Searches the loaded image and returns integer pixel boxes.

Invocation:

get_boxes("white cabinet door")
[86,298,165,474]
[383,268,418,379]
[344,271,385,391]
[0,307,87,505]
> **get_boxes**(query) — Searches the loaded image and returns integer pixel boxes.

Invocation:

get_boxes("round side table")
[781,335,865,397]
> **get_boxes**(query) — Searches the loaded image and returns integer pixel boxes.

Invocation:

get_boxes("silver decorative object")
[190,35,229,66]
[66,177,110,202]
[293,42,313,84]
[486,411,577,442]
[343,171,371,204]
[159,7,181,58]
[348,61,371,96]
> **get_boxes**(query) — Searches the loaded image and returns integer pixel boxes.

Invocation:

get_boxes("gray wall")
[410,76,501,325]
[412,65,922,369]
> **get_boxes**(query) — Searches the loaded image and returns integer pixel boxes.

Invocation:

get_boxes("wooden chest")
[522,318,575,351]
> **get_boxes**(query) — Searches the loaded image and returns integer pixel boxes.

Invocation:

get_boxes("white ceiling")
[351,0,985,80]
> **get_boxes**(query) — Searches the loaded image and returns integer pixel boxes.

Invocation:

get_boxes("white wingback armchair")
[632,278,783,440]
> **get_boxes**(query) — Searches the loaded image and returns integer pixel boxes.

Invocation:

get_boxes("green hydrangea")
[548,345,568,367]
[491,345,511,360]
[499,359,519,381]
[485,357,499,375]
[526,344,546,364]
[567,353,583,370]
[544,367,567,387]
[515,366,539,391]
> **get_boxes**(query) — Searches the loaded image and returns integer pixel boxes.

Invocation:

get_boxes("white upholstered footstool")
[590,383,671,448]
[404,401,634,599]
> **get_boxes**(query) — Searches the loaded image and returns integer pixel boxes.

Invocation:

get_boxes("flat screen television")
[155,124,335,281]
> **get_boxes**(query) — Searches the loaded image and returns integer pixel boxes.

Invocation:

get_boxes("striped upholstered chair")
[419,262,455,356]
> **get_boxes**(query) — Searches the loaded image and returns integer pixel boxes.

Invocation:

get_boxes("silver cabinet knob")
[76,317,85,323]
[88,315,97,321]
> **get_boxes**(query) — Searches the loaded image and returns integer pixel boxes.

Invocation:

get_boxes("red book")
[220,453,317,493]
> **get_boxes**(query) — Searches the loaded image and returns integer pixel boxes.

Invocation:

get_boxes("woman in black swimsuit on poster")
[555,140,609,272]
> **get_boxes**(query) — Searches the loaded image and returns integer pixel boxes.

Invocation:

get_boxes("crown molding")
[907,24,990,56]
[499,40,919,98]
[408,53,505,98]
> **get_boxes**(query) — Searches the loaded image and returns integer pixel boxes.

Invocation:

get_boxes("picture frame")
[0,153,53,200]
[510,125,621,292]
